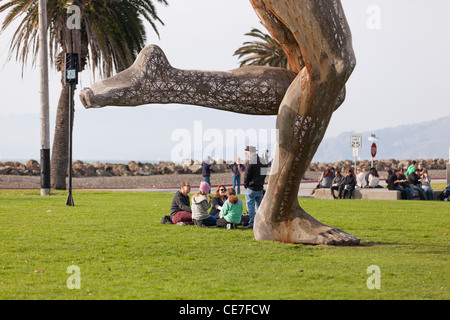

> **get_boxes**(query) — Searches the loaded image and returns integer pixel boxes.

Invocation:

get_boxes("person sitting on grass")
[209,185,228,219]
[191,181,217,227]
[170,181,194,225]
[216,188,243,228]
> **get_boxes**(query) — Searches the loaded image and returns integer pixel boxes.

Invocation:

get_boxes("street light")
[39,0,50,196]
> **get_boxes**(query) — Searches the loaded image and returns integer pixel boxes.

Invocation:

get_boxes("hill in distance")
[313,115,450,163]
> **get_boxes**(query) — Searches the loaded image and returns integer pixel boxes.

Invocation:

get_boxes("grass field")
[0,189,448,300]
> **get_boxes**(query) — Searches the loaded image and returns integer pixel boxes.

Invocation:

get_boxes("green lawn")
[0,190,448,300]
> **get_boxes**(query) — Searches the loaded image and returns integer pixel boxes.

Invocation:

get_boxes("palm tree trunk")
[51,72,72,190]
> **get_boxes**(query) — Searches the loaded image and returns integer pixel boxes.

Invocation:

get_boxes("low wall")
[315,188,443,200]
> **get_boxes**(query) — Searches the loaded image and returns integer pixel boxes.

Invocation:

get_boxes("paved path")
[77,179,448,198]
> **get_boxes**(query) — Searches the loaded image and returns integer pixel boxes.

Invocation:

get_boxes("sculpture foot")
[254,207,360,246]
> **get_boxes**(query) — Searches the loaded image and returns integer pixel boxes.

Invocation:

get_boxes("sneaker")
[176,222,186,226]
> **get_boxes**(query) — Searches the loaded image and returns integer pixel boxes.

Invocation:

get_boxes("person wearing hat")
[191,181,217,226]
[170,181,194,225]
[243,145,269,228]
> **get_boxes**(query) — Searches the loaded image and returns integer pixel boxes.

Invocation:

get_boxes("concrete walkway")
[79,179,447,198]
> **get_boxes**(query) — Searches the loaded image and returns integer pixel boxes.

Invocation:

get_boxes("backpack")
[439,186,450,201]
[239,214,250,226]
[160,215,173,224]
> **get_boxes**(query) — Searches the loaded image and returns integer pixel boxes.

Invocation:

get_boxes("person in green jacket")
[406,161,417,177]
[216,188,243,228]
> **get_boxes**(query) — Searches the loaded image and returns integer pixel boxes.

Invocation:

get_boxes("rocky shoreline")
[0,158,447,189]
[1,158,448,177]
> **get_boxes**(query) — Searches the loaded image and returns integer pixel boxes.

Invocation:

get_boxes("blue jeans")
[203,176,211,193]
[232,175,241,194]
[202,215,217,226]
[404,187,415,200]
[245,188,263,227]
[424,188,434,200]
[413,186,426,200]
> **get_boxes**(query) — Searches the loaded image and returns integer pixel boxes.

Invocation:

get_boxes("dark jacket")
[408,172,421,187]
[202,162,212,177]
[244,154,268,191]
[170,191,191,218]
[228,163,245,176]
[341,175,356,189]
[386,173,397,190]
[209,196,227,218]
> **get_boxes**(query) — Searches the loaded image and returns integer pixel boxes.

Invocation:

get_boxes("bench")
[314,188,444,200]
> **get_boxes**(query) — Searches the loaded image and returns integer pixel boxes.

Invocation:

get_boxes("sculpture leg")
[251,0,360,245]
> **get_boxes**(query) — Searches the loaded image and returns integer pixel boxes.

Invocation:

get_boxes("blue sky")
[1,0,449,162]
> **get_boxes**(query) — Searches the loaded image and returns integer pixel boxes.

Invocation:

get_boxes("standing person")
[209,185,228,219]
[216,188,244,228]
[338,168,356,199]
[243,146,268,229]
[191,181,217,227]
[228,157,245,194]
[408,168,426,200]
[330,170,344,199]
[202,156,213,192]
[421,169,435,200]
[170,181,193,225]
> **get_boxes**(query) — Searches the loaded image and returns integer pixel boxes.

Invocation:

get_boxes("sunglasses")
[219,188,227,191]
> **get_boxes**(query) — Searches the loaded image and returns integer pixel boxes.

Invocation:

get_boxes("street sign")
[353,148,359,157]
[65,53,79,85]
[350,134,362,149]
[371,142,377,158]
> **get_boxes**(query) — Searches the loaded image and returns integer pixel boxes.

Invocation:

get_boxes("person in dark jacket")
[243,146,269,228]
[408,168,426,200]
[330,170,344,199]
[209,185,228,218]
[338,169,356,199]
[228,157,245,194]
[170,181,193,225]
[202,156,213,193]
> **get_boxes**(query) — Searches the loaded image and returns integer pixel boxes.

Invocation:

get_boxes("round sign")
[371,142,377,158]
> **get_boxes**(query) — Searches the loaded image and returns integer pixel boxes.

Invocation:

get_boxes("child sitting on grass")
[191,181,217,227]
[216,188,243,228]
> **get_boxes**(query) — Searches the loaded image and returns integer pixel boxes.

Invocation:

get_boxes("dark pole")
[65,53,78,206]
[66,82,74,206]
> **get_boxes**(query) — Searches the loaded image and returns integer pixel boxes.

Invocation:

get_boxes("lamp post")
[39,0,50,196]
[65,53,78,206]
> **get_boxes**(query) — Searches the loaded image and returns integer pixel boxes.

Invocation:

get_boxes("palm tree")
[0,0,168,189]
[234,27,288,70]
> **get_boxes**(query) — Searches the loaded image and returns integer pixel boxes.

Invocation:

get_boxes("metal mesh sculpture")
[80,0,360,245]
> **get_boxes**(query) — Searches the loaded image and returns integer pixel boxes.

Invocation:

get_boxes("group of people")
[386,161,435,200]
[169,146,269,228]
[310,161,436,200]
[310,166,378,199]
